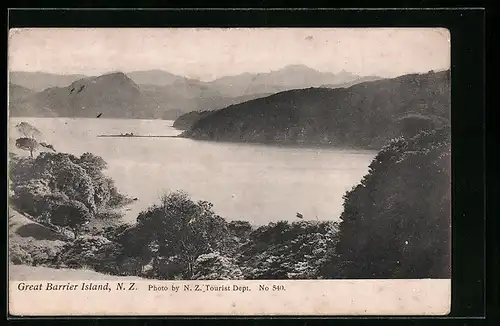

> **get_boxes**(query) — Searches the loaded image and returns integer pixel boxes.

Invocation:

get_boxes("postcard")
[8,27,451,316]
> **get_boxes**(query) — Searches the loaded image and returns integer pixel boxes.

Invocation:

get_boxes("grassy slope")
[9,207,67,249]
[8,207,140,281]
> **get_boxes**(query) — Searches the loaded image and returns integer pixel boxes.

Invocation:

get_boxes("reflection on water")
[9,118,377,225]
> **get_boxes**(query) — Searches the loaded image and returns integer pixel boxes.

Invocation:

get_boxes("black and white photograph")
[8,27,451,315]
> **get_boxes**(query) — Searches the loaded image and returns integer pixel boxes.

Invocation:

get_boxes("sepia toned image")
[8,28,451,316]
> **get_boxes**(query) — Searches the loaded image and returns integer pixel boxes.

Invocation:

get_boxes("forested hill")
[182,70,451,149]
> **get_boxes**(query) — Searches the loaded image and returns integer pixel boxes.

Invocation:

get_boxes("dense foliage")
[328,126,451,278]
[238,221,339,279]
[47,191,340,280]
[9,151,132,238]
[109,192,242,279]
[49,200,92,238]
[183,70,450,149]
[15,137,39,157]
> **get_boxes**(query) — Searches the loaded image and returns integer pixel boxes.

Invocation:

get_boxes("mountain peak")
[281,64,317,72]
[337,69,355,77]
[98,71,130,80]
[92,72,141,90]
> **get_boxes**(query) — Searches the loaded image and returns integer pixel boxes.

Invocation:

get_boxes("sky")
[8,28,450,81]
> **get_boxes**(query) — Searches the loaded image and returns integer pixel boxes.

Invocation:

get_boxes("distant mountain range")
[9,71,88,92]
[181,70,451,149]
[205,65,373,97]
[126,70,203,87]
[8,65,384,119]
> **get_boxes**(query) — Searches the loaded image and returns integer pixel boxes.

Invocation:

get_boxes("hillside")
[9,83,34,102]
[9,96,58,118]
[9,72,165,119]
[8,84,54,117]
[321,75,382,89]
[182,70,451,149]
[9,71,88,92]
[173,110,215,130]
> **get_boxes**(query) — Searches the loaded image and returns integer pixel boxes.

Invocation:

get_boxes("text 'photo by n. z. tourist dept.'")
[8,28,451,316]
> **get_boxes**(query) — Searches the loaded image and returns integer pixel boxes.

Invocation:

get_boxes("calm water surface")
[9,118,377,225]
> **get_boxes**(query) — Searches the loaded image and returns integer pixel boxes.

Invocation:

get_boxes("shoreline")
[97,135,179,138]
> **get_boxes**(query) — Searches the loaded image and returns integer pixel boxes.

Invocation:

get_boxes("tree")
[11,150,129,217]
[16,122,41,139]
[31,152,97,213]
[54,162,96,213]
[9,153,35,187]
[14,122,42,157]
[239,220,339,279]
[76,153,113,209]
[76,152,130,209]
[32,152,79,182]
[35,192,70,222]
[227,220,253,239]
[39,142,56,152]
[79,152,107,171]
[57,235,115,269]
[192,252,244,280]
[93,178,111,209]
[15,137,39,157]
[10,178,51,216]
[50,199,92,238]
[125,191,232,279]
[331,126,451,279]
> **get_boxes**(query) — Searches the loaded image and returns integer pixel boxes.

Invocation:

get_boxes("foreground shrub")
[9,242,33,265]
[239,220,339,279]
[35,192,70,222]
[192,251,244,280]
[11,179,51,216]
[95,209,124,220]
[330,127,451,278]
[9,241,64,266]
[10,150,132,218]
[57,235,113,268]
[9,154,34,187]
[116,191,236,279]
[28,243,65,266]
[50,200,92,238]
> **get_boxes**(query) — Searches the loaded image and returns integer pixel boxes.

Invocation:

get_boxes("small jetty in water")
[97,132,178,138]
